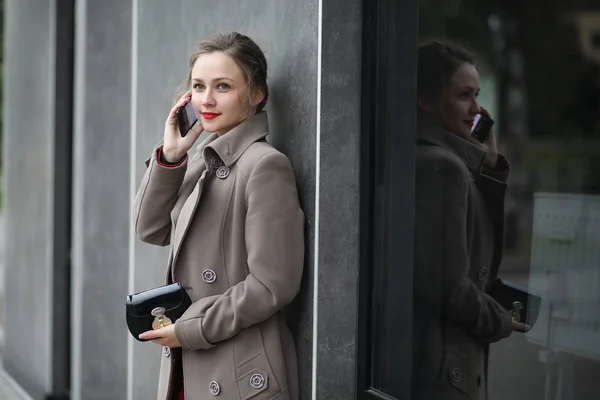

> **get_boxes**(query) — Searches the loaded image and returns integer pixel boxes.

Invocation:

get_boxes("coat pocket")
[237,368,271,400]
[444,347,470,394]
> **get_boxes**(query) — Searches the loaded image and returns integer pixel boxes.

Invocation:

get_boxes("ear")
[252,88,265,107]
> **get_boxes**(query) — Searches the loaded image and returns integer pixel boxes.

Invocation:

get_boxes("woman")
[134,32,304,400]
[412,40,527,400]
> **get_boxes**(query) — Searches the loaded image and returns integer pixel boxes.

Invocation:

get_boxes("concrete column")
[130,1,319,398]
[2,0,56,398]
[71,1,132,399]
[314,0,362,398]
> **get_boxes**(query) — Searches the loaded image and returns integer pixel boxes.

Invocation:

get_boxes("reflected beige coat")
[412,122,514,400]
[134,112,304,400]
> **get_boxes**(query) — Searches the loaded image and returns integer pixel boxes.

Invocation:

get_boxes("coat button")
[209,381,220,396]
[216,165,230,179]
[450,367,462,383]
[468,172,475,182]
[250,373,265,389]
[210,156,222,168]
[202,269,217,284]
[478,268,489,281]
[163,346,171,358]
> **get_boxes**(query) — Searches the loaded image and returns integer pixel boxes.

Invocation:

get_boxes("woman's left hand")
[477,107,499,169]
[139,325,182,348]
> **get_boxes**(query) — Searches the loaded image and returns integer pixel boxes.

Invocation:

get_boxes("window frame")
[357,0,419,398]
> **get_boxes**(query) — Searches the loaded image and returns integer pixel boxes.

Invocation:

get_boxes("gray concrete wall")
[2,0,56,397]
[2,0,364,399]
[130,1,318,398]
[70,0,132,399]
[315,0,362,398]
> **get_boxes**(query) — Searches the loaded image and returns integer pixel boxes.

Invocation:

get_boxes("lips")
[202,112,220,120]
[466,120,474,128]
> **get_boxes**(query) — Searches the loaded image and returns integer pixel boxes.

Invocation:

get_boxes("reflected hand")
[139,324,182,348]
[511,319,530,333]
[163,91,203,163]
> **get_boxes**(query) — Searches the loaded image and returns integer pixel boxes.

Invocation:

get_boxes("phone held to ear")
[176,101,199,137]
[471,113,494,143]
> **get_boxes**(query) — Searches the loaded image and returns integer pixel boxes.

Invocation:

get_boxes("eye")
[193,83,205,91]
[459,92,470,99]
[216,83,230,90]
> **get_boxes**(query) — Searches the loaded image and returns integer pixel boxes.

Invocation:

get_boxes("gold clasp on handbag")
[151,307,172,330]
[510,301,523,322]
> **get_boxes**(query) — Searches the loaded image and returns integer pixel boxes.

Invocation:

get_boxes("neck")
[417,110,443,131]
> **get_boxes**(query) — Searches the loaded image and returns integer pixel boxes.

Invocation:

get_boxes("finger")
[480,107,491,118]
[139,329,161,340]
[168,98,190,118]
[483,130,495,144]
[186,123,204,141]
[519,323,531,332]
[167,93,193,120]
[512,321,529,332]
[179,91,191,102]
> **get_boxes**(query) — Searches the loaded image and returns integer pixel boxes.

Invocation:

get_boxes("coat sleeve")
[414,152,513,343]
[174,152,305,350]
[480,153,510,182]
[133,147,188,246]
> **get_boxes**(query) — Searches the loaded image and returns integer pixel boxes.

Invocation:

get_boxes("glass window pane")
[415,1,600,399]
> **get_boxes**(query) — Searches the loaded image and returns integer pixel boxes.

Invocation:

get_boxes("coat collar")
[197,111,269,167]
[417,116,486,173]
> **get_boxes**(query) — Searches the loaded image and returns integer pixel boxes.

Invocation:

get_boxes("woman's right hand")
[162,91,203,163]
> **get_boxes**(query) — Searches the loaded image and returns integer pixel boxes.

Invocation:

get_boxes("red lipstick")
[202,112,219,120]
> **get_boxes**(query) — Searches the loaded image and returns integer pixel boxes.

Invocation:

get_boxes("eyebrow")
[458,86,479,91]
[192,77,233,83]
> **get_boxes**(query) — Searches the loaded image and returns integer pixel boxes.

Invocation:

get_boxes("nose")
[201,89,216,107]
[469,98,480,115]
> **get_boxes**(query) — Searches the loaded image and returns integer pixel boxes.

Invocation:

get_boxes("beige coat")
[134,112,304,400]
[412,122,514,400]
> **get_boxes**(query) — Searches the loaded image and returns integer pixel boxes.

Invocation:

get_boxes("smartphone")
[176,101,198,137]
[471,113,494,143]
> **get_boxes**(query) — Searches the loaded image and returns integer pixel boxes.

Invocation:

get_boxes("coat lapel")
[203,112,269,166]
[170,169,208,271]
[167,112,270,280]
[417,122,486,174]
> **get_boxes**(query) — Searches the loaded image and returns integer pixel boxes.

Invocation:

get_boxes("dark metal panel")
[358,0,419,398]
[51,0,75,398]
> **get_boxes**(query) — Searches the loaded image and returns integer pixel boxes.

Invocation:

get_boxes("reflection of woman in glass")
[412,41,527,399]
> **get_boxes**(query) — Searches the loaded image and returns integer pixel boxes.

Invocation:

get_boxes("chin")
[201,121,220,133]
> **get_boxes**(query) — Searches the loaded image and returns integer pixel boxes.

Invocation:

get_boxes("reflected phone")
[176,101,198,137]
[471,113,494,143]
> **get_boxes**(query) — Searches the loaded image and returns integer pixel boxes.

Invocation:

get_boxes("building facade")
[4,0,600,400]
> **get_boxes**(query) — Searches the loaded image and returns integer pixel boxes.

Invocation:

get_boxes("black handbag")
[489,278,542,331]
[126,282,192,342]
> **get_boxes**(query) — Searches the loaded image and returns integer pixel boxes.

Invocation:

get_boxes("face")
[190,51,262,136]
[432,63,481,139]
